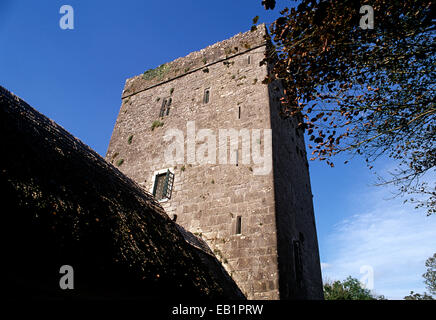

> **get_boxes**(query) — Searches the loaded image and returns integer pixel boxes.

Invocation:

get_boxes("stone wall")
[107,25,323,299]
[268,78,324,299]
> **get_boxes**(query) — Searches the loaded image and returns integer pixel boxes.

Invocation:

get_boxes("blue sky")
[1,0,434,299]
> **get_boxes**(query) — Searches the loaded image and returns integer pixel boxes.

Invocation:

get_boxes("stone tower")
[106,25,323,300]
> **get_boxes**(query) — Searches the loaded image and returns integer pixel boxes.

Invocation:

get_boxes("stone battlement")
[122,24,268,98]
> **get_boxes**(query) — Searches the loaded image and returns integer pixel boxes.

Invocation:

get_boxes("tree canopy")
[260,0,435,214]
[323,276,385,300]
[404,253,435,300]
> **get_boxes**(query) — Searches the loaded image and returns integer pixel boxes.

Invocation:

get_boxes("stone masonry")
[106,24,324,299]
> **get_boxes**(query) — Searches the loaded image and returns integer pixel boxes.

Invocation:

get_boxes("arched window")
[203,88,210,104]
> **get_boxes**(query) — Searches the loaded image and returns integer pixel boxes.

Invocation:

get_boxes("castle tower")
[106,25,323,300]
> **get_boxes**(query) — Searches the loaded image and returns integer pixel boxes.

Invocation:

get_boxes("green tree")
[404,291,434,300]
[259,0,435,214]
[423,253,436,296]
[323,276,385,300]
[405,253,436,299]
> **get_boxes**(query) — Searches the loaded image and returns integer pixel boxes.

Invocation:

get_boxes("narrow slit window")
[293,240,303,285]
[203,88,210,104]
[238,106,241,119]
[247,55,251,64]
[159,99,167,117]
[235,150,238,166]
[166,98,172,115]
[236,216,242,234]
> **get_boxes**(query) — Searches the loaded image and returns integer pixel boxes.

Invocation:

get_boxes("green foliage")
[116,159,124,167]
[127,135,133,145]
[424,253,436,296]
[170,88,174,95]
[404,291,434,300]
[180,165,185,172]
[202,57,207,65]
[142,64,169,81]
[202,68,209,73]
[262,0,435,214]
[405,253,436,299]
[323,276,385,300]
[151,120,164,131]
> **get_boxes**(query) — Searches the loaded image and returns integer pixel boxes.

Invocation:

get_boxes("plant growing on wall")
[151,120,164,131]
[142,64,170,81]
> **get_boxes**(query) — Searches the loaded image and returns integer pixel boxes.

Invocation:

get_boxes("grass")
[142,64,169,81]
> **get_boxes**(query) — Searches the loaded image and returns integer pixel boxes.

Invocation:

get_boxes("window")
[203,88,210,104]
[238,106,241,119]
[236,216,242,234]
[293,240,303,286]
[152,169,174,200]
[159,98,172,117]
[247,55,251,64]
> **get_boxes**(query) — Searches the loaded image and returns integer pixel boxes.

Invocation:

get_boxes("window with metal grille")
[203,88,210,104]
[159,98,172,117]
[152,169,174,200]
